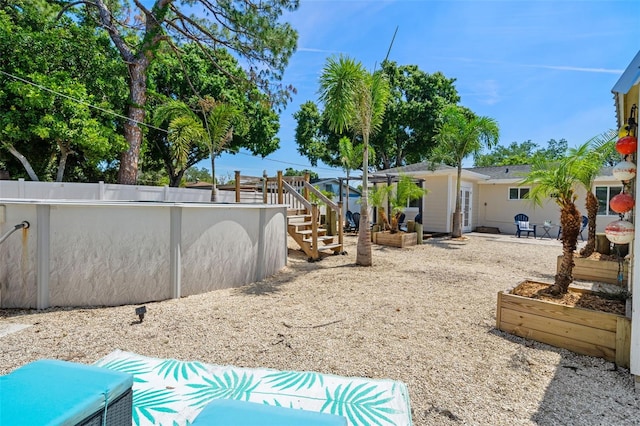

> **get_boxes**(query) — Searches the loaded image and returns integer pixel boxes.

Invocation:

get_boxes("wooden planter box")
[373,231,417,248]
[496,282,631,367]
[557,255,628,286]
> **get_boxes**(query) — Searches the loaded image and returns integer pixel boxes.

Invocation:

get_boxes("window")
[509,187,529,200]
[595,186,623,215]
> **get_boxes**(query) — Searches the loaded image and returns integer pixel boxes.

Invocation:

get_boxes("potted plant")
[496,137,631,367]
[370,175,427,247]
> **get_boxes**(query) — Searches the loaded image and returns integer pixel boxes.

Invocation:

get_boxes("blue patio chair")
[344,210,356,232]
[352,212,360,232]
[557,215,588,241]
[514,213,537,238]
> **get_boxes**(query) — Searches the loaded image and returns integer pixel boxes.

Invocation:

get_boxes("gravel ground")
[1,233,639,425]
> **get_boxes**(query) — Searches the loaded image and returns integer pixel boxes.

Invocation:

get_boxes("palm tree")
[432,105,499,238]
[521,155,583,295]
[154,97,238,200]
[571,131,616,257]
[319,55,390,266]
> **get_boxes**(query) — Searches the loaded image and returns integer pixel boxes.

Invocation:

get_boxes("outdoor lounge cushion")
[191,398,347,426]
[0,359,133,426]
[518,221,531,229]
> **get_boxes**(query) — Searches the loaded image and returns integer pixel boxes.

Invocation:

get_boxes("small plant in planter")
[370,175,428,234]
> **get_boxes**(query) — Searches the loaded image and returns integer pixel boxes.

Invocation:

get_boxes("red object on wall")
[610,192,635,214]
[615,135,638,155]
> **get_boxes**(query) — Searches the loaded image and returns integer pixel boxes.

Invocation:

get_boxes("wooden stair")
[287,209,343,260]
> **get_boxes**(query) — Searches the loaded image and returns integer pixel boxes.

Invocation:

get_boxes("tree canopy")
[62,0,298,184]
[0,0,127,181]
[473,138,569,166]
[294,61,459,171]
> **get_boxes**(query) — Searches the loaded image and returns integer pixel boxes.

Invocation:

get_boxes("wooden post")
[337,201,344,250]
[416,223,423,244]
[277,170,283,205]
[234,170,241,203]
[311,203,319,260]
[303,172,310,201]
[262,170,268,204]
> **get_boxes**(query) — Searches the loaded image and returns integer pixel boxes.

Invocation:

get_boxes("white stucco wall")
[0,201,287,309]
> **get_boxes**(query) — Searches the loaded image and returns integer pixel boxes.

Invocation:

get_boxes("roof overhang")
[612,50,640,128]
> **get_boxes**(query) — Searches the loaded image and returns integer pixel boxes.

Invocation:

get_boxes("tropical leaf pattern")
[95,350,411,426]
[132,388,179,425]
[263,370,324,391]
[97,357,151,383]
[185,370,260,406]
[155,358,207,381]
[321,383,398,426]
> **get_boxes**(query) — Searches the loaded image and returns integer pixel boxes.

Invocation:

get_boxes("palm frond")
[263,370,324,391]
[185,371,260,407]
[154,358,208,382]
[320,382,398,426]
[132,388,179,426]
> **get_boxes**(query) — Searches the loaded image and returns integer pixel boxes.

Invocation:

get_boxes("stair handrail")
[303,181,339,211]
[281,181,313,211]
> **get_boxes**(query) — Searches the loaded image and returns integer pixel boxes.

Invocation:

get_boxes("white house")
[372,163,622,236]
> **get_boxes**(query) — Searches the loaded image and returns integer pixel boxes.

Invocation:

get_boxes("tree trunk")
[579,191,598,257]
[356,137,372,266]
[551,203,581,295]
[5,143,39,181]
[451,163,463,238]
[55,140,71,182]
[118,60,149,185]
[210,154,217,202]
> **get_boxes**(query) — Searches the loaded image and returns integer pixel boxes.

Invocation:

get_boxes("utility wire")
[0,69,340,172]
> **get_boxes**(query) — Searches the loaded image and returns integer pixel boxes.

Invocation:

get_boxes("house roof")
[374,162,489,180]
[611,50,640,127]
[312,178,362,194]
[467,165,530,180]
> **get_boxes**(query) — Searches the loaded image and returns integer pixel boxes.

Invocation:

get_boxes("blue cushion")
[0,359,133,426]
[192,398,347,426]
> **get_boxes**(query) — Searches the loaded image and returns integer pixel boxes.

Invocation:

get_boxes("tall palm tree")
[571,131,616,257]
[154,97,238,200]
[319,55,390,266]
[521,155,582,295]
[432,105,499,238]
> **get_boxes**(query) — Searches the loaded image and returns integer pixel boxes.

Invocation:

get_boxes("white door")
[461,187,472,233]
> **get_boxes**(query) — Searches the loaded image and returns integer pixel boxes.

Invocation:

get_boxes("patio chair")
[344,210,356,232]
[557,215,588,241]
[514,213,537,238]
[352,212,360,232]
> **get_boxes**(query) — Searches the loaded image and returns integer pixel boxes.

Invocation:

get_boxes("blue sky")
[204,0,640,180]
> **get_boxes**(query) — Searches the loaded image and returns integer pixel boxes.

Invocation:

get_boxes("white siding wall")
[423,175,451,233]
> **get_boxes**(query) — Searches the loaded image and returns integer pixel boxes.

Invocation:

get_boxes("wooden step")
[297,229,327,236]
[287,214,312,221]
[316,243,342,252]
[303,235,334,243]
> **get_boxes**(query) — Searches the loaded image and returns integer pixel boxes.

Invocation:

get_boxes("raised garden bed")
[373,231,417,248]
[496,281,631,367]
[557,255,628,286]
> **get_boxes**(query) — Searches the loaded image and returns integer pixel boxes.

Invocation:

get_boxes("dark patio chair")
[344,210,356,232]
[352,212,360,232]
[514,213,536,238]
[557,215,588,241]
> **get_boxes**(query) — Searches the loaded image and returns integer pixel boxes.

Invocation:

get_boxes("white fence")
[0,179,263,203]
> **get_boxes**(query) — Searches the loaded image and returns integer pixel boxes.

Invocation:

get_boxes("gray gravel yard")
[1,232,638,425]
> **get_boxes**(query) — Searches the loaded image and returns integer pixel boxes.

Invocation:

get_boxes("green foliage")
[294,61,458,170]
[0,0,127,181]
[283,167,319,180]
[146,44,281,187]
[71,0,299,182]
[184,167,213,183]
[474,139,569,166]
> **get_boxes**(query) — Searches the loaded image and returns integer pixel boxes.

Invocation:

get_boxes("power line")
[0,69,340,172]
